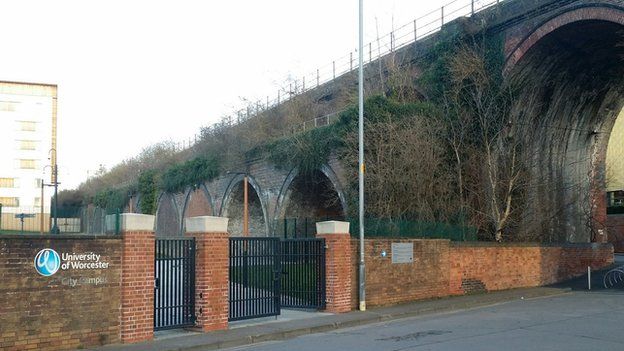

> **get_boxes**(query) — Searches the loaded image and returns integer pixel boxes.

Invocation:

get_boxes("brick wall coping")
[0,234,122,240]
[607,213,624,217]
[120,213,155,232]
[185,216,229,234]
[451,242,613,249]
[317,220,350,235]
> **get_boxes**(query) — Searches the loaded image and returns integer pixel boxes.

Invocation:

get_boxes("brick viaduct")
[133,0,624,243]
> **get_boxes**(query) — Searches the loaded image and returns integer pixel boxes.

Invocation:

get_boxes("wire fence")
[167,0,505,153]
[0,205,121,235]
[275,217,478,241]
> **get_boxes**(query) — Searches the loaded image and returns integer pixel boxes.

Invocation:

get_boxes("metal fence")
[229,237,281,321]
[280,238,326,310]
[275,217,478,241]
[164,0,506,153]
[0,205,122,235]
[0,205,50,234]
[154,238,196,330]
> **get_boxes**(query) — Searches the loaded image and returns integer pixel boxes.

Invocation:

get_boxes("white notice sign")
[391,243,413,264]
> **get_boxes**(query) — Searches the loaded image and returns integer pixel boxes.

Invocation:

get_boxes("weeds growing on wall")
[160,156,220,194]
[138,170,157,215]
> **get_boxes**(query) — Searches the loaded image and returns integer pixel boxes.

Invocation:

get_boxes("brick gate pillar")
[316,221,352,313]
[120,213,155,343]
[185,216,229,331]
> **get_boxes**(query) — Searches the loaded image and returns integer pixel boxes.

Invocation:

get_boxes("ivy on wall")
[138,170,157,215]
[160,156,220,194]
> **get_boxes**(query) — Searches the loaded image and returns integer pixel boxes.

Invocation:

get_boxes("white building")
[0,81,57,231]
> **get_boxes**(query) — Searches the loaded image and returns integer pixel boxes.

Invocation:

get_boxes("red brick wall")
[346,239,613,309]
[607,215,624,252]
[190,232,229,331]
[0,235,122,351]
[120,231,154,343]
[349,239,450,309]
[184,188,213,218]
[450,243,614,295]
[318,233,352,313]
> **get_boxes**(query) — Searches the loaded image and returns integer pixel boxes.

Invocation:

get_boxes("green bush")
[138,170,157,214]
[93,188,128,211]
[160,156,220,193]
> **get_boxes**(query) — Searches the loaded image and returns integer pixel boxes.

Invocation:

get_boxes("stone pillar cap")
[185,216,229,234]
[120,213,155,232]
[316,220,350,235]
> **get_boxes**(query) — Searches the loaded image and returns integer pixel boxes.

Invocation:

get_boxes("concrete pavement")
[91,287,571,351]
[225,290,624,351]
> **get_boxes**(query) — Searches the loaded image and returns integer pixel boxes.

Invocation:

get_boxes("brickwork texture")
[0,235,122,351]
[189,232,229,331]
[348,239,613,309]
[120,230,155,343]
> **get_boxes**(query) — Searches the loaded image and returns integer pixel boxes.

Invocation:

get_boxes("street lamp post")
[47,148,59,234]
[51,164,59,234]
[358,0,366,312]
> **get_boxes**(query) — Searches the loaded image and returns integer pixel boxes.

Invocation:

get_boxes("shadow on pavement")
[549,254,624,293]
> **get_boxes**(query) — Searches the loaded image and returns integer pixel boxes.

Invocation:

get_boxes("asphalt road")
[224,290,624,351]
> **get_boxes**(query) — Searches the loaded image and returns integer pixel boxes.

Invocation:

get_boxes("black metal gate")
[228,237,326,322]
[280,238,326,309]
[154,238,196,330]
[229,237,281,321]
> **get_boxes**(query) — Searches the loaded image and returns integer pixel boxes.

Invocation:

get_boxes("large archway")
[221,176,268,236]
[274,168,346,238]
[155,193,181,237]
[508,15,624,242]
[181,185,214,231]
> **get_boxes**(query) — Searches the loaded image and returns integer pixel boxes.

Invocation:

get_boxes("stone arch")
[506,13,624,242]
[155,192,181,237]
[219,174,269,236]
[273,165,348,237]
[505,5,624,73]
[180,184,215,232]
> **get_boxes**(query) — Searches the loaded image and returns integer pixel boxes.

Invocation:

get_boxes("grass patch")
[231,262,321,303]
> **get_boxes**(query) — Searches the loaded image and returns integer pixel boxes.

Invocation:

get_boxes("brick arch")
[505,5,624,73]
[219,174,269,236]
[155,192,181,237]
[180,184,215,231]
[503,12,624,242]
[272,164,348,235]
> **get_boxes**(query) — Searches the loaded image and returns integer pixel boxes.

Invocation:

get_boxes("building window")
[0,178,15,188]
[19,121,36,132]
[19,140,37,150]
[0,197,19,207]
[35,178,42,187]
[34,197,41,207]
[19,159,36,169]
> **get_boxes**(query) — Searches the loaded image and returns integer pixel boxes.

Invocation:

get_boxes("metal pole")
[414,19,417,41]
[471,0,474,15]
[350,52,353,71]
[243,176,248,237]
[52,165,59,234]
[40,180,44,234]
[243,175,249,288]
[358,0,366,312]
[441,6,445,25]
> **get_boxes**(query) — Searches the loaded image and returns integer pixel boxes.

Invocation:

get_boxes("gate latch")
[154,278,159,289]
